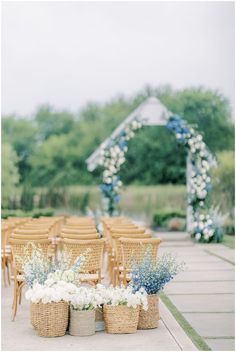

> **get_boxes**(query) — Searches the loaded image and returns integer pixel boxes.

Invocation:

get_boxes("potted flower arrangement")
[22,243,86,337]
[69,286,102,336]
[25,280,78,337]
[103,285,148,334]
[130,249,184,329]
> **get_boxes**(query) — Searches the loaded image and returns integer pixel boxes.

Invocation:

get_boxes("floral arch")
[86,97,216,242]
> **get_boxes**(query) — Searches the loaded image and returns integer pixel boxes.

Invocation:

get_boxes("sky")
[2,1,235,117]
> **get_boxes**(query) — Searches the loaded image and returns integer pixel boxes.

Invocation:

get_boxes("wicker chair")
[106,227,146,281]
[119,237,162,286]
[11,233,50,240]
[1,225,12,287]
[13,228,49,236]
[111,233,152,285]
[9,238,51,321]
[62,238,105,285]
[60,233,100,240]
[61,227,97,234]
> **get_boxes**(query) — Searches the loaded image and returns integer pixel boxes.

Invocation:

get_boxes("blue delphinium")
[130,248,185,295]
[20,242,86,288]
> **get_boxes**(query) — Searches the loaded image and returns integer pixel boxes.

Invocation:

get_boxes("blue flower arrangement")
[19,242,87,288]
[130,248,185,295]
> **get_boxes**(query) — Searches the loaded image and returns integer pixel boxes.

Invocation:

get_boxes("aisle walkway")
[158,235,235,351]
[2,284,196,351]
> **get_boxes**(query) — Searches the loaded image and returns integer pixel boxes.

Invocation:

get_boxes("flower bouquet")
[26,281,78,337]
[130,249,184,329]
[69,286,102,336]
[23,243,86,337]
[102,285,148,334]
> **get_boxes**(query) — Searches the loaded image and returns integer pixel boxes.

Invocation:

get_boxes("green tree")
[2,116,37,182]
[35,105,76,141]
[212,151,235,216]
[2,143,20,208]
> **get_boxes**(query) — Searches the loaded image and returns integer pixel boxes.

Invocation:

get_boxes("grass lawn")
[52,184,187,224]
[223,234,235,249]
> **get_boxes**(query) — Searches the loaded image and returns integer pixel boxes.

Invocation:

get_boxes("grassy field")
[223,235,235,249]
[54,184,187,224]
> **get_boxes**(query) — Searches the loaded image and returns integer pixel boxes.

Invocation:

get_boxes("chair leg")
[2,259,7,288]
[7,261,11,286]
[12,280,18,321]
[19,287,22,305]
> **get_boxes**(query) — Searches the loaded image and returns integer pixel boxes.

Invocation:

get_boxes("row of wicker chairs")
[101,216,161,286]
[60,217,105,285]
[2,215,161,321]
[2,216,106,320]
[4,216,65,320]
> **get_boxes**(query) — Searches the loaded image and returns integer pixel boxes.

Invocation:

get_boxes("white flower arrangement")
[101,285,148,310]
[191,214,215,242]
[99,117,143,215]
[70,286,102,311]
[25,280,78,304]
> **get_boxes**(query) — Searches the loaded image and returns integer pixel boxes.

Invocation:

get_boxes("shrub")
[152,210,186,227]
[224,219,235,236]
[1,208,54,219]
[212,151,235,217]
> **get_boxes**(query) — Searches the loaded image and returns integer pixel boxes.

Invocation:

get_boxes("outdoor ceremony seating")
[119,238,162,285]
[62,238,105,285]
[1,224,12,287]
[3,215,162,321]
[111,233,152,285]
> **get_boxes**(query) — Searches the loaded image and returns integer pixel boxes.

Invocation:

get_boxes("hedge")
[1,208,54,219]
[153,210,186,227]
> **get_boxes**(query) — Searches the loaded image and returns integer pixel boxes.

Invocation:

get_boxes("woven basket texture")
[69,308,95,336]
[34,301,69,337]
[103,305,139,334]
[138,294,159,329]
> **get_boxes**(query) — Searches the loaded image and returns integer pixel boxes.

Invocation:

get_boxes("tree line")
[2,85,234,203]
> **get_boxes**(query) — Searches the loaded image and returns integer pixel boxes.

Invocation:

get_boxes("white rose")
[195,233,201,241]
[105,177,112,184]
[197,135,203,141]
[204,233,209,240]
[199,222,204,229]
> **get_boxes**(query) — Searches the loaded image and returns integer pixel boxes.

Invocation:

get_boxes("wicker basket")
[103,305,139,334]
[69,308,95,336]
[34,301,69,337]
[138,294,159,329]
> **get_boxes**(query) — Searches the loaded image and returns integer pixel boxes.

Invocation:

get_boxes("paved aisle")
[2,280,196,351]
[159,238,235,351]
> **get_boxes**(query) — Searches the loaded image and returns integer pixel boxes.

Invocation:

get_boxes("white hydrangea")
[100,285,148,310]
[25,281,78,304]
[195,233,201,241]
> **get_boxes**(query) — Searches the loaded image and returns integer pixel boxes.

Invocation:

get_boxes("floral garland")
[166,115,215,242]
[99,118,143,215]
